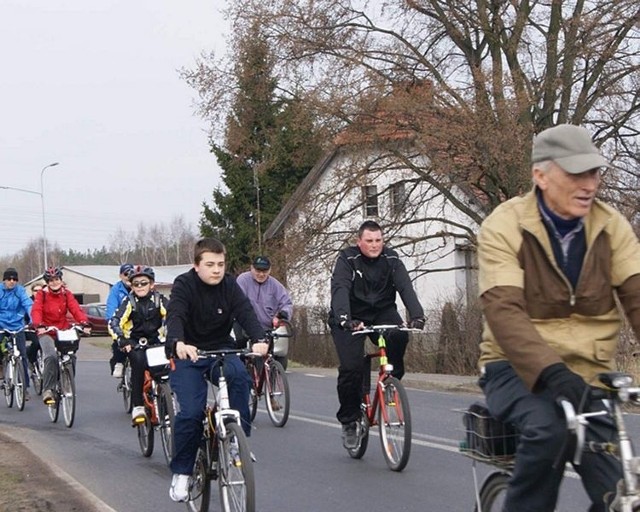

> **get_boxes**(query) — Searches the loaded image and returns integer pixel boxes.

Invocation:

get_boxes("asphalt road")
[0,339,636,512]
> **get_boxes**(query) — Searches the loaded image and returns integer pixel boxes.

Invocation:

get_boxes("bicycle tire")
[248,362,259,422]
[347,410,370,459]
[378,376,411,471]
[4,357,14,408]
[137,415,154,457]
[61,365,76,428]
[48,385,60,423]
[31,351,44,395]
[157,382,176,466]
[265,360,290,427]
[217,421,255,512]
[474,471,509,512]
[14,356,26,411]
[187,443,212,512]
[122,359,133,414]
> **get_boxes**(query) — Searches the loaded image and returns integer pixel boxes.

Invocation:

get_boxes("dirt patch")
[0,434,103,511]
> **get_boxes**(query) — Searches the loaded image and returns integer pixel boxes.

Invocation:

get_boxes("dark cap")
[3,268,18,281]
[252,256,271,270]
[119,263,134,275]
[531,124,611,174]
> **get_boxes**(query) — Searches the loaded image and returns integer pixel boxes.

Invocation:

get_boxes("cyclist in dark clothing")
[329,220,425,449]
[108,265,168,424]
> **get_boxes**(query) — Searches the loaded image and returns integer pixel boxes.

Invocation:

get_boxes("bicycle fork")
[610,402,640,511]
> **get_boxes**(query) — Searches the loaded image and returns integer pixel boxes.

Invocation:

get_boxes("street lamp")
[41,162,59,269]
[0,161,59,269]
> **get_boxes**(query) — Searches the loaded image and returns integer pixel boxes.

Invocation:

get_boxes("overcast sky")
[1,1,228,257]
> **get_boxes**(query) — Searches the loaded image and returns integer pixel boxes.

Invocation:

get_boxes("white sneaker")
[131,406,146,424]
[169,474,190,502]
[112,363,124,378]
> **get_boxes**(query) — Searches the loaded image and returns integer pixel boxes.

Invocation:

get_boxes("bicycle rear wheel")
[31,351,43,396]
[157,382,175,466]
[121,359,133,413]
[347,409,370,459]
[137,414,154,457]
[4,358,14,408]
[60,365,76,428]
[187,443,212,512]
[48,386,60,423]
[217,421,255,512]
[474,471,509,512]
[265,360,290,427]
[14,357,26,411]
[378,376,411,471]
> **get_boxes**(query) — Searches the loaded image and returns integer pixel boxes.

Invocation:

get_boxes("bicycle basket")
[462,402,519,462]
[272,324,291,357]
[55,328,80,353]
[145,345,170,376]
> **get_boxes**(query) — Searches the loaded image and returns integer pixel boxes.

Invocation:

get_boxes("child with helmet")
[108,265,169,424]
[31,266,91,405]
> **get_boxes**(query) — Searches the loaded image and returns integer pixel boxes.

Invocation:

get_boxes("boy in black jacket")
[166,238,268,503]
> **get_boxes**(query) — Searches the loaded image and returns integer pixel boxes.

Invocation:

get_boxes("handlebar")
[197,348,250,359]
[0,327,26,336]
[352,324,421,335]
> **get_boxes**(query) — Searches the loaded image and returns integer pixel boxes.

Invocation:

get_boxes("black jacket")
[166,269,264,350]
[329,246,424,325]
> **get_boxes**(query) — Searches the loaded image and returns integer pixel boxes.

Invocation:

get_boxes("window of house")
[390,182,407,215]
[363,185,379,217]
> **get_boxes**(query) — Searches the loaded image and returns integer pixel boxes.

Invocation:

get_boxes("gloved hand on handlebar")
[341,319,363,331]
[538,362,590,411]
[276,310,289,320]
[409,318,425,330]
[117,337,131,349]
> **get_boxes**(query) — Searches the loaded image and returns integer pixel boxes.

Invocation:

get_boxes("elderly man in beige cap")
[476,124,640,511]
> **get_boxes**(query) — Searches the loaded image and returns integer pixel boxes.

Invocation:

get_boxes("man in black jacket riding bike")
[328,220,425,449]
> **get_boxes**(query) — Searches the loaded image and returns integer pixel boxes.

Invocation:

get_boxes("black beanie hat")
[3,268,18,281]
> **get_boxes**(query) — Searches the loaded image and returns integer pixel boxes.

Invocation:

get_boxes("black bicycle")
[1,328,27,411]
[187,348,255,512]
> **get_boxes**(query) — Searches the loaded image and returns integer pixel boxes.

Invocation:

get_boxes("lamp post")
[0,161,59,269]
[40,162,59,269]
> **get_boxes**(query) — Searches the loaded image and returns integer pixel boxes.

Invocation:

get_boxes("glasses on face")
[131,280,150,288]
[4,277,18,282]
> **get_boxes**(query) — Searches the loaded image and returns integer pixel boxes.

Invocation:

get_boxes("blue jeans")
[480,361,622,512]
[169,355,252,475]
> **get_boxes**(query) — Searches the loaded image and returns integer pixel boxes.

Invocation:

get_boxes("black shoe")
[341,422,358,449]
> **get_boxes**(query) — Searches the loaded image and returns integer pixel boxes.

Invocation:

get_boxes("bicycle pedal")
[133,416,146,425]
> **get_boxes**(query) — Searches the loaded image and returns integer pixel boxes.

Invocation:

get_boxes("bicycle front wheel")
[248,363,259,422]
[378,376,411,471]
[60,365,76,428]
[14,357,26,411]
[157,382,175,466]
[217,421,255,512]
[474,471,509,512]
[265,360,290,427]
[3,358,14,408]
[187,444,212,512]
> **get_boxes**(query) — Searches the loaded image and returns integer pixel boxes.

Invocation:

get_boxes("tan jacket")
[478,188,640,389]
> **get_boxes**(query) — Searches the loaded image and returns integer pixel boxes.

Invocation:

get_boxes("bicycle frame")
[362,328,398,427]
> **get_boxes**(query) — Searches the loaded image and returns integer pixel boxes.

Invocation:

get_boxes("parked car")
[66,303,109,336]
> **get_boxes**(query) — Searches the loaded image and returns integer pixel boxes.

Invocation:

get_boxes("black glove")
[117,337,131,349]
[276,310,289,320]
[341,319,362,331]
[409,318,425,330]
[538,363,590,410]
[165,340,177,359]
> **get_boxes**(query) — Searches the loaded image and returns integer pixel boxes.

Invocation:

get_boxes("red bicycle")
[346,324,414,471]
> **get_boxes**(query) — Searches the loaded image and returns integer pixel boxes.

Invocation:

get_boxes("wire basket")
[459,402,519,468]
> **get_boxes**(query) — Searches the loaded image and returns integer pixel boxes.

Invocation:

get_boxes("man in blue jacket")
[106,263,133,377]
[0,268,33,399]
